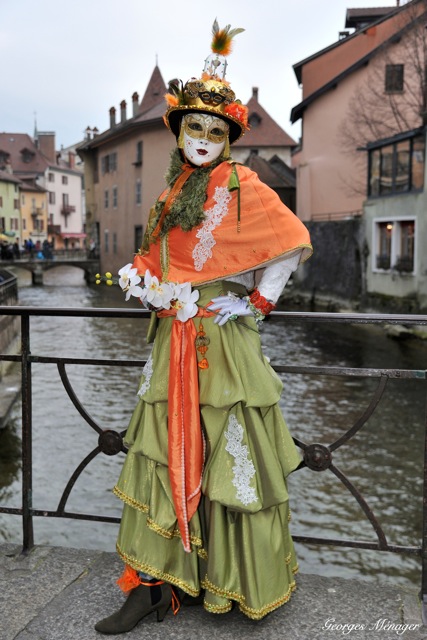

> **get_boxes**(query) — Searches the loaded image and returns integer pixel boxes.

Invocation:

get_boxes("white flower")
[172,282,200,322]
[143,269,174,309]
[118,263,144,301]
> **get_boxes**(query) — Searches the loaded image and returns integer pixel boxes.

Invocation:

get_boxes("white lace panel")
[137,351,154,398]
[224,414,258,506]
[192,186,231,271]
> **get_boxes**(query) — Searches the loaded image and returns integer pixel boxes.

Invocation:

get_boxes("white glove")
[210,295,254,326]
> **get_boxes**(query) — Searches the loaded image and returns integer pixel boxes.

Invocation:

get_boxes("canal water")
[0,266,425,592]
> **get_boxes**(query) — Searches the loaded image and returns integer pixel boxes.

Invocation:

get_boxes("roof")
[138,66,167,115]
[244,152,295,189]
[291,2,427,123]
[345,7,397,29]
[292,2,404,84]
[0,133,49,175]
[78,68,168,153]
[0,169,22,185]
[234,89,297,149]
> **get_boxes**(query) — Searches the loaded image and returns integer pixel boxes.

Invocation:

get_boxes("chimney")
[85,126,92,140]
[69,152,75,169]
[5,159,12,174]
[109,106,116,128]
[252,87,259,101]
[93,127,99,137]
[38,132,56,164]
[132,92,139,117]
[120,100,127,123]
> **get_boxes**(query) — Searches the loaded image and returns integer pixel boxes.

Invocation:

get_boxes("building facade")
[78,66,175,274]
[0,131,85,250]
[291,0,426,221]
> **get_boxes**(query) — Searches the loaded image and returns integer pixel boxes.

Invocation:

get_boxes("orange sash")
[157,307,214,552]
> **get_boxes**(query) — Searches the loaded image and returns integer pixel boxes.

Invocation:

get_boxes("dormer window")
[20,148,35,163]
[0,150,10,166]
[248,113,261,128]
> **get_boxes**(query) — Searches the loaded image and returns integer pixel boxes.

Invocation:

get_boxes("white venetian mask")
[181,113,229,166]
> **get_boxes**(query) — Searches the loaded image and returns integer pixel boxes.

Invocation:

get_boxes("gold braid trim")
[288,508,292,522]
[116,543,200,597]
[202,561,299,620]
[285,552,292,565]
[239,580,297,620]
[114,485,205,549]
[197,547,208,561]
[147,517,203,548]
[113,485,149,513]
[204,601,233,614]
[201,576,244,604]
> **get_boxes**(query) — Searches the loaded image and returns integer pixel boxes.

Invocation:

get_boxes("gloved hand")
[209,295,254,326]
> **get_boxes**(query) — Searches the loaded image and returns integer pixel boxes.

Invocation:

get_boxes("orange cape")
[133,161,312,285]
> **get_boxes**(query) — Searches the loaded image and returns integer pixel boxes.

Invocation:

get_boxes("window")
[0,196,3,208]
[104,189,109,209]
[134,225,143,252]
[49,192,56,204]
[134,141,143,166]
[112,186,118,208]
[374,218,415,273]
[13,199,19,209]
[0,216,5,230]
[22,219,26,230]
[113,232,117,254]
[136,180,142,205]
[21,194,25,205]
[101,152,118,174]
[48,172,55,182]
[368,132,424,197]
[104,230,109,253]
[62,176,68,185]
[385,64,404,93]
[10,218,19,230]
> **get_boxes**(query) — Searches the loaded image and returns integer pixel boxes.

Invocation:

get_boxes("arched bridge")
[1,255,101,285]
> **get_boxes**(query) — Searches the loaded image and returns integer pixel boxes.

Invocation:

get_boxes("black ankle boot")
[94,582,173,635]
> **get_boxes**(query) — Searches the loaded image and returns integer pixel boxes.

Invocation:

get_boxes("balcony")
[394,255,414,273]
[61,205,76,216]
[31,207,44,217]
[376,254,391,270]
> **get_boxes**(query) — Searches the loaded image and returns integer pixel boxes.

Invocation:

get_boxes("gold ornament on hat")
[164,19,248,144]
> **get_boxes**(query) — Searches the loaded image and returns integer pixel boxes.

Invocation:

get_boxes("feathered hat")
[164,19,248,144]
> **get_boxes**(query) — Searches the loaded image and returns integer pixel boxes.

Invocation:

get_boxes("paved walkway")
[0,543,425,640]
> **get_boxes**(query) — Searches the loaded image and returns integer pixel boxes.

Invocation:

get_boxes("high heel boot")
[95,580,176,635]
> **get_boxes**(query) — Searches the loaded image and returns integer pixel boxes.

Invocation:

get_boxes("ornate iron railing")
[0,306,426,622]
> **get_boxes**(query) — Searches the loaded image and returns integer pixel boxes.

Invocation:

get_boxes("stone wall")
[292,219,365,308]
[0,270,19,379]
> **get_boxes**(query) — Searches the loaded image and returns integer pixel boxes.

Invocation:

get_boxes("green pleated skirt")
[114,280,301,619]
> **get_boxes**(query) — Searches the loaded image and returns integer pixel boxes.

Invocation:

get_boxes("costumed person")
[95,20,313,635]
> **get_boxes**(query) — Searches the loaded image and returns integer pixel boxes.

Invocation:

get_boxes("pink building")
[291,0,426,221]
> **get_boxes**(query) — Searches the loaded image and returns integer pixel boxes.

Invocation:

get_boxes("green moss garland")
[152,148,227,237]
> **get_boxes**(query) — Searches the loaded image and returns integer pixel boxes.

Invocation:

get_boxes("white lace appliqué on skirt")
[224,414,258,506]
[137,351,154,398]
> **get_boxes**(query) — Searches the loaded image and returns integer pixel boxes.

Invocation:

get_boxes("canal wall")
[0,269,20,428]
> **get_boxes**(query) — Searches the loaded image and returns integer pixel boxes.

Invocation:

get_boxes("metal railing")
[0,306,426,622]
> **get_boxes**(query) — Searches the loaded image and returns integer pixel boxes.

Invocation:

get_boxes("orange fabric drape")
[150,164,195,242]
[157,307,214,552]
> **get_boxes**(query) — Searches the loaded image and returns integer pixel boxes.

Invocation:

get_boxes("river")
[0,266,425,592]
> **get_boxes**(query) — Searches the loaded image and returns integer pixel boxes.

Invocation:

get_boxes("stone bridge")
[0,257,100,285]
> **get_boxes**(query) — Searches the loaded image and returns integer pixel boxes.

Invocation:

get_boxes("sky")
[0,0,404,149]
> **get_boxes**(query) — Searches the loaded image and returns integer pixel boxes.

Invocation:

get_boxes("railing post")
[21,313,34,551]
[421,380,427,624]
